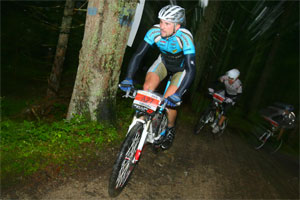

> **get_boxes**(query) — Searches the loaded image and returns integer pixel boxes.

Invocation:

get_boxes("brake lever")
[121,88,136,99]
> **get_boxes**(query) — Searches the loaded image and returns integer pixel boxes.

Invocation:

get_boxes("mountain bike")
[108,80,176,197]
[194,90,228,137]
[252,106,296,153]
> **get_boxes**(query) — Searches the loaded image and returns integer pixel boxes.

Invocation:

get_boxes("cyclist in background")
[209,69,242,133]
[119,5,196,150]
[260,102,296,140]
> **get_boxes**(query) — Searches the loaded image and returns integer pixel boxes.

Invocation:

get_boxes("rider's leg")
[161,84,178,149]
[164,85,178,127]
[164,71,185,127]
[161,71,185,149]
[277,128,284,140]
[218,115,226,126]
[144,55,166,91]
[219,102,231,127]
[143,72,160,91]
[212,103,230,133]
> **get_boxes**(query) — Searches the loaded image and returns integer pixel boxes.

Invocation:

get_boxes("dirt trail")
[2,120,299,199]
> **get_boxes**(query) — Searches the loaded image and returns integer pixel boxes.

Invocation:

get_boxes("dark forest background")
[2,1,299,115]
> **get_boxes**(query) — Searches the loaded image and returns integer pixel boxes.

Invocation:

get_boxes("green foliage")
[0,114,125,188]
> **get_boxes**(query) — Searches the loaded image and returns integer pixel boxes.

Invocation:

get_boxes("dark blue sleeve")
[176,54,196,96]
[125,41,151,79]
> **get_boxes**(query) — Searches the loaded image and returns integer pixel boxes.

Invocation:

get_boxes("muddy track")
[2,120,299,199]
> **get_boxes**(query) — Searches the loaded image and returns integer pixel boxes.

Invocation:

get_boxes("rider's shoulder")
[235,79,242,85]
[176,28,194,49]
[146,24,161,37]
[177,28,194,40]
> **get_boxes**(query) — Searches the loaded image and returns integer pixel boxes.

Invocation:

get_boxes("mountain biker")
[119,5,196,150]
[260,102,296,140]
[209,69,242,133]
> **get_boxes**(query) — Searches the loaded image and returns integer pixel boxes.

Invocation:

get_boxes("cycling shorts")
[147,55,186,88]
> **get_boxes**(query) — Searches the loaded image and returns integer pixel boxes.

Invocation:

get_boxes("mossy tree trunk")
[67,0,137,122]
[47,0,75,98]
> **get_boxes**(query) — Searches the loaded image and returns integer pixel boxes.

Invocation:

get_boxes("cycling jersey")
[144,24,195,72]
[220,75,242,96]
[125,24,196,97]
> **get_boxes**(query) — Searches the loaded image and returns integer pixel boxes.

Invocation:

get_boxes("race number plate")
[213,93,225,103]
[133,90,161,113]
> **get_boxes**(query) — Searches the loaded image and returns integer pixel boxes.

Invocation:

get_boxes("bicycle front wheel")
[194,109,213,135]
[265,136,283,154]
[108,122,143,197]
[251,124,268,150]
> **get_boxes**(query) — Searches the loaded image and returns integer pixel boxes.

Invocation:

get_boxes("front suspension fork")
[133,119,151,163]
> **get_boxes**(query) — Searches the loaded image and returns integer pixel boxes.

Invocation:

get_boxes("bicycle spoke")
[115,132,141,188]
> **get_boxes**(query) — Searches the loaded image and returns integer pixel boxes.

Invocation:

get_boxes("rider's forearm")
[175,54,196,96]
[126,41,151,79]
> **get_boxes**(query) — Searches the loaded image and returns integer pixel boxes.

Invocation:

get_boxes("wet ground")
[2,118,299,199]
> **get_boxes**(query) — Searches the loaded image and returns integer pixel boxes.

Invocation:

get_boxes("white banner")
[127,0,145,47]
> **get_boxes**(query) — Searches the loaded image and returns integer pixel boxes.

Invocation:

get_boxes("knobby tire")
[194,109,213,135]
[108,122,144,197]
[253,125,269,150]
[265,136,283,154]
[252,125,283,153]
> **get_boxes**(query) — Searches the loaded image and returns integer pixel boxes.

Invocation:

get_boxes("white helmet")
[227,69,240,79]
[158,5,185,24]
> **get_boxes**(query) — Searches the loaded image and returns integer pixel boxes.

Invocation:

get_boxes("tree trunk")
[47,0,75,98]
[191,1,220,96]
[67,0,137,122]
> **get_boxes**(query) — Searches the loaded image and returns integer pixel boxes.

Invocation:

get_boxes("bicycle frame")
[209,92,226,128]
[123,80,171,164]
[254,116,283,153]
[194,90,228,135]
[108,78,176,197]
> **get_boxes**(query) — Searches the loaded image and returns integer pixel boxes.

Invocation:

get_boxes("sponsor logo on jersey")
[172,49,178,53]
[160,40,166,43]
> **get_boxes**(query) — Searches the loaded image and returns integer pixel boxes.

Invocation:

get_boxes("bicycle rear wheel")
[108,122,143,197]
[194,109,213,135]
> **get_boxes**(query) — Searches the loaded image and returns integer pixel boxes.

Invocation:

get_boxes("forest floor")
[2,108,299,199]
[1,71,299,199]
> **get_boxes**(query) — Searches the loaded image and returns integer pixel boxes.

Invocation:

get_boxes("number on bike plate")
[213,93,225,103]
[133,90,161,113]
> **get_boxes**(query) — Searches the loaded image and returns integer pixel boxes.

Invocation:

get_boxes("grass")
[0,94,134,189]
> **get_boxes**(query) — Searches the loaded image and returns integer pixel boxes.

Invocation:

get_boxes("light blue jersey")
[144,24,195,72]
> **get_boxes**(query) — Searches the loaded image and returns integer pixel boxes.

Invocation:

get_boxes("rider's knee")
[143,82,152,91]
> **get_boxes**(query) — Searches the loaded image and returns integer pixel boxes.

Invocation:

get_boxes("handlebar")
[118,84,178,109]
